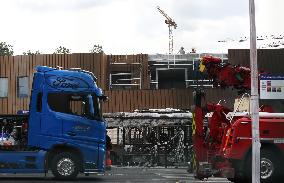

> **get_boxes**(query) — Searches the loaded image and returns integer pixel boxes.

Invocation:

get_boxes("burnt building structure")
[104,109,192,166]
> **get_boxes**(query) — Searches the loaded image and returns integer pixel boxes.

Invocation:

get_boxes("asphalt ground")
[0,166,231,183]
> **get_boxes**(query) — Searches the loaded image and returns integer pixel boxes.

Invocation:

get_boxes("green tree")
[0,42,14,56]
[23,50,41,55]
[54,46,71,54]
[90,44,103,53]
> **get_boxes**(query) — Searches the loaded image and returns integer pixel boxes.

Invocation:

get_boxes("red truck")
[192,56,284,183]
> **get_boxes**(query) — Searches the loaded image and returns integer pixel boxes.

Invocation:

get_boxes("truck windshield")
[48,93,103,121]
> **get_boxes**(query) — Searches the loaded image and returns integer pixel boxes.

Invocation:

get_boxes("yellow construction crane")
[156,6,177,55]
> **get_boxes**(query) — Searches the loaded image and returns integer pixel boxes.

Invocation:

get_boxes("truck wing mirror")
[99,95,109,102]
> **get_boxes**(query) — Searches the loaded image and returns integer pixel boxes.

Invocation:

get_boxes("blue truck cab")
[0,66,107,179]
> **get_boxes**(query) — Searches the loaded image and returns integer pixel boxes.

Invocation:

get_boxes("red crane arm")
[199,56,251,91]
[192,56,270,179]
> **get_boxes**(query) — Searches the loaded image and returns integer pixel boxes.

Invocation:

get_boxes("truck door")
[46,93,105,158]
[61,93,104,142]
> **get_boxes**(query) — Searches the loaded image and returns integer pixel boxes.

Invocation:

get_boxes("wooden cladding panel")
[141,54,150,89]
[3,49,273,114]
[0,53,107,114]
[102,88,236,113]
[228,49,284,74]
[7,56,13,114]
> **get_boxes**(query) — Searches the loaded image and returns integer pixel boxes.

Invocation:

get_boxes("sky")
[0,0,283,55]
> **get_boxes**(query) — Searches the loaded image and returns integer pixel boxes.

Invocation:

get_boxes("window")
[110,71,140,90]
[18,76,29,97]
[36,92,42,112]
[47,93,103,120]
[93,95,102,120]
[0,78,8,98]
[157,69,186,89]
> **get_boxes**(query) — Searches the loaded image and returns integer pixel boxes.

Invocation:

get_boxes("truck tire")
[51,152,80,180]
[260,149,280,182]
[245,148,280,183]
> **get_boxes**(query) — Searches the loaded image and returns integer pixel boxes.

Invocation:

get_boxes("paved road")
[0,166,231,183]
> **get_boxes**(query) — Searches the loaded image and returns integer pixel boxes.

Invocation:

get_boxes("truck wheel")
[245,149,280,183]
[51,152,79,180]
[260,149,279,182]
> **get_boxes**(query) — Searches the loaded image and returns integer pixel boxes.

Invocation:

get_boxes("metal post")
[165,143,168,168]
[167,54,170,69]
[249,1,261,183]
[109,74,112,90]
[117,127,120,145]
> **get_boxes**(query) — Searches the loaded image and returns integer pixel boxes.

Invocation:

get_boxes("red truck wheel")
[260,149,280,182]
[244,148,280,183]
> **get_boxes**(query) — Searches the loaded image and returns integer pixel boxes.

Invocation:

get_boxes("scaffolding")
[148,53,228,89]
[109,62,142,90]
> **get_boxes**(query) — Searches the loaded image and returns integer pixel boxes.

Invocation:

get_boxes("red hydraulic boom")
[191,56,277,182]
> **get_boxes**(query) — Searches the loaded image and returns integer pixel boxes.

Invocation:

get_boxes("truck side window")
[48,93,70,113]
[93,95,103,120]
[36,92,42,112]
[69,95,90,116]
[47,93,95,119]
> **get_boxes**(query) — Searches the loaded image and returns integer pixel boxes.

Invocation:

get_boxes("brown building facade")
[0,49,283,114]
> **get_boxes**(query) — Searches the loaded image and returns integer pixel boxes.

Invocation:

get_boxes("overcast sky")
[0,0,283,55]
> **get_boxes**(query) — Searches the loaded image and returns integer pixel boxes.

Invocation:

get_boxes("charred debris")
[104,109,193,167]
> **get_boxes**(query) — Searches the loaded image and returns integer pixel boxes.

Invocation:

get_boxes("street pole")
[249,0,261,183]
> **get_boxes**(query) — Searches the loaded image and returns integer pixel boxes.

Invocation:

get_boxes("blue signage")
[260,74,284,80]
[260,74,284,99]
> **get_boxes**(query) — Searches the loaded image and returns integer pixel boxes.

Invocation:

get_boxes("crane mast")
[156,6,177,55]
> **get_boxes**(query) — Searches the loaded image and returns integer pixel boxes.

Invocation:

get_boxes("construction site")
[0,2,284,183]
